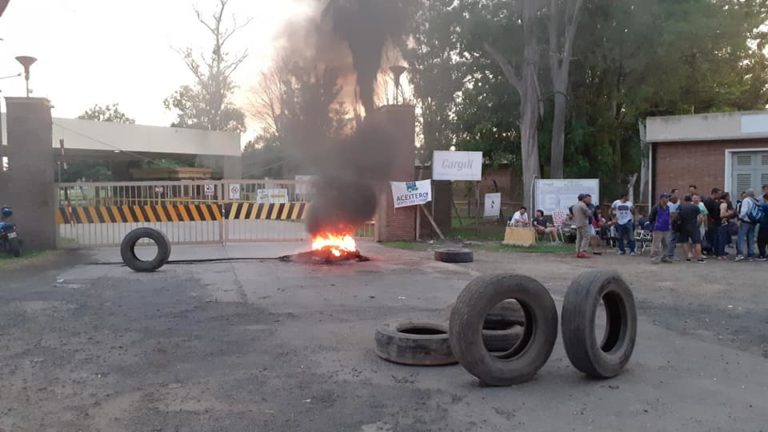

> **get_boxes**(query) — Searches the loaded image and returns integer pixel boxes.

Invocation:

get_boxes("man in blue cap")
[648,193,673,264]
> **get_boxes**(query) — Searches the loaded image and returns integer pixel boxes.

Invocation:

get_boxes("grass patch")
[478,242,575,255]
[0,250,49,269]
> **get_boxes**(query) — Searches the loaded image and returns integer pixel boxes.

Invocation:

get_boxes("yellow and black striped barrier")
[55,204,222,224]
[55,202,309,224]
[224,202,308,221]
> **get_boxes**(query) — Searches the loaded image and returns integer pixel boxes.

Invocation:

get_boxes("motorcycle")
[0,206,21,257]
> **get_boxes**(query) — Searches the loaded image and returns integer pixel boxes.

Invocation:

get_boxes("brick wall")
[373,106,417,242]
[4,98,57,250]
[654,139,768,197]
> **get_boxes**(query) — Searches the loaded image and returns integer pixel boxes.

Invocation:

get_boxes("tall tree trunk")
[550,92,567,178]
[548,0,584,179]
[484,0,543,208]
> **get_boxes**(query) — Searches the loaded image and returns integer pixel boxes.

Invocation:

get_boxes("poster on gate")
[390,180,432,209]
[257,189,289,204]
[229,184,241,200]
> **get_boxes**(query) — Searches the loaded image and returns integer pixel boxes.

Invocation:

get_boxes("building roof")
[646,110,768,143]
[1,114,241,157]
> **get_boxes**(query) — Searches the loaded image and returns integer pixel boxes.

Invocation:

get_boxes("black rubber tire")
[8,238,21,257]
[482,326,523,353]
[374,321,457,366]
[120,228,171,273]
[449,274,558,386]
[561,270,637,379]
[484,300,526,329]
[434,248,474,263]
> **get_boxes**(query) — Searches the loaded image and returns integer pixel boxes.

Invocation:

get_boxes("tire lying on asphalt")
[449,274,558,386]
[561,270,637,379]
[374,321,457,366]
[441,302,525,353]
[483,300,526,329]
[434,248,474,263]
[120,227,172,273]
[482,325,523,353]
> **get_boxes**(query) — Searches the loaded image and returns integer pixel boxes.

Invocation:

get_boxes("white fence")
[54,180,375,247]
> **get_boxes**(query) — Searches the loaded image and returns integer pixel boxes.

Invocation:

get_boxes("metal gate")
[54,180,308,247]
[55,180,375,247]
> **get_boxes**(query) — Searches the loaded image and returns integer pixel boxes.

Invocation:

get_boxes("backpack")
[747,200,764,223]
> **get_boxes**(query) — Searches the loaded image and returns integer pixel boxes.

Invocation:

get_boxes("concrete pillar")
[373,105,417,242]
[4,98,56,250]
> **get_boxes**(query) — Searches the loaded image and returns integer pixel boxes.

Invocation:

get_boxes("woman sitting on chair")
[533,210,559,242]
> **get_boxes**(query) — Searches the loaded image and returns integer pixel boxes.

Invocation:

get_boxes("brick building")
[647,111,768,204]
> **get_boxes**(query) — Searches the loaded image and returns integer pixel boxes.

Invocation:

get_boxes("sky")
[0,0,313,144]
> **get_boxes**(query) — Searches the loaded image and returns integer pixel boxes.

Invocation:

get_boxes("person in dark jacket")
[757,194,768,261]
[649,193,673,264]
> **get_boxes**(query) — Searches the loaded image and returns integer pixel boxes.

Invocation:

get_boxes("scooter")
[0,206,21,257]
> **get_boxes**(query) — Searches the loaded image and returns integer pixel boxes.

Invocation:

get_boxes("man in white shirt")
[611,193,636,256]
[510,206,530,227]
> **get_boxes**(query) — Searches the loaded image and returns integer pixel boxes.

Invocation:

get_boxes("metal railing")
[54,180,375,246]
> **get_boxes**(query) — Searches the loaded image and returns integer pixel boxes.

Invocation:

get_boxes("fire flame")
[311,233,357,257]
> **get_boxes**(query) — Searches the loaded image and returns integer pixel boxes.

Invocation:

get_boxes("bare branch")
[483,42,523,93]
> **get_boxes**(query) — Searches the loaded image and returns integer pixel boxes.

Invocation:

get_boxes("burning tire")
[449,274,558,386]
[561,270,637,379]
[374,321,456,366]
[434,248,474,263]
[120,228,171,273]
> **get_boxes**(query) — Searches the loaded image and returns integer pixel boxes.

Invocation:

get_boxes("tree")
[248,57,353,177]
[548,0,584,179]
[78,103,135,124]
[482,0,545,208]
[164,0,249,133]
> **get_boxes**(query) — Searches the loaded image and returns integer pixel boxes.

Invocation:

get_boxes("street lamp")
[15,56,36,97]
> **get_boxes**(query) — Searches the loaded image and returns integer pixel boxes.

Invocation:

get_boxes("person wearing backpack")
[735,189,760,262]
[757,193,768,261]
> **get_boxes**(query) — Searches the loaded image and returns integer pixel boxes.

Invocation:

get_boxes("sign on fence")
[535,179,600,214]
[204,184,215,197]
[257,189,289,204]
[229,184,241,200]
[484,193,502,218]
[432,151,483,181]
[391,180,432,209]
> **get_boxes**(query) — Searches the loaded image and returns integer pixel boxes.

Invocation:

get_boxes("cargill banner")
[390,180,432,209]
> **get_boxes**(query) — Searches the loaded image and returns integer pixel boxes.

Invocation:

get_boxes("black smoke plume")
[271,0,414,236]
[306,120,397,235]
[322,0,411,116]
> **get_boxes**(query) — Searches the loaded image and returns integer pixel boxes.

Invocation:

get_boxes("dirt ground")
[0,242,766,432]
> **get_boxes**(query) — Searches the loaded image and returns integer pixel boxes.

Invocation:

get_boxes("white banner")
[390,180,432,209]
[484,193,502,218]
[534,179,600,214]
[257,189,289,204]
[433,151,483,181]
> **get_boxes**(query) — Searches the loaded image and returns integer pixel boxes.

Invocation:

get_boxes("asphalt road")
[0,243,766,431]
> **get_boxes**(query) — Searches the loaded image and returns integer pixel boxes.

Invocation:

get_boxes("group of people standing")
[570,184,768,263]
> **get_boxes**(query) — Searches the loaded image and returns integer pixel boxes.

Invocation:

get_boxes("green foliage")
[164,0,248,133]
[409,0,768,200]
[77,103,135,124]
[164,85,246,133]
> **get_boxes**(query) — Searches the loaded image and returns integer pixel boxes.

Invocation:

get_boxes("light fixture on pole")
[389,65,408,105]
[15,56,37,97]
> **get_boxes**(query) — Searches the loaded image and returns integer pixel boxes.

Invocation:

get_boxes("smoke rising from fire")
[270,0,413,236]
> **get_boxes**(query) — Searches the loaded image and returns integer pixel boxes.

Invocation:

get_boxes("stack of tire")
[374,270,637,386]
